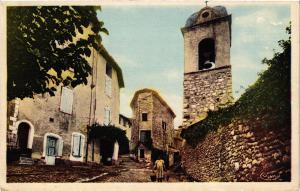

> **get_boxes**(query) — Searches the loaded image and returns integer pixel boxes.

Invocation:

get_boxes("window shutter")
[60,87,73,114]
[104,108,111,125]
[105,76,112,97]
[72,134,80,156]
[79,135,85,157]
[58,139,63,156]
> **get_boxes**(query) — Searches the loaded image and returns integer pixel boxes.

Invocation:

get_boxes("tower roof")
[185,6,228,28]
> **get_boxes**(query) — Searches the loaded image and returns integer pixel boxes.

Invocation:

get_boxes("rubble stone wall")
[181,117,291,181]
[131,90,175,153]
[183,66,232,127]
[152,95,174,150]
[130,92,153,149]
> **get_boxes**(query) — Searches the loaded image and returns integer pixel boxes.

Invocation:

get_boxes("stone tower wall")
[183,17,231,73]
[182,66,232,127]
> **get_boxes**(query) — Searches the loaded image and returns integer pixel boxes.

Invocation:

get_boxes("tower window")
[198,38,215,70]
[202,11,210,18]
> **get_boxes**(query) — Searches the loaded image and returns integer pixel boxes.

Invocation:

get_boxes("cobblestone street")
[7,155,190,183]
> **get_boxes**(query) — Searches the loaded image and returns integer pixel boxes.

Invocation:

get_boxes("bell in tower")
[182,5,233,127]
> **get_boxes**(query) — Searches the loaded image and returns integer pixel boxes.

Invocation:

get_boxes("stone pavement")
[7,155,191,183]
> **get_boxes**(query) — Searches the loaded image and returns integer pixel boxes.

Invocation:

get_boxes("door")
[46,136,57,165]
[140,149,145,159]
[17,123,30,155]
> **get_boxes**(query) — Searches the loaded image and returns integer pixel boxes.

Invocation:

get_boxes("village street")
[7,155,189,183]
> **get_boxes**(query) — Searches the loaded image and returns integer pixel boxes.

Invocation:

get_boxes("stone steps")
[19,157,34,165]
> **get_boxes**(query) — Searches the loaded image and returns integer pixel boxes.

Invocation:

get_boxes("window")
[105,76,112,97]
[46,137,57,156]
[141,113,148,121]
[105,64,112,97]
[72,134,84,157]
[198,38,215,70]
[162,121,167,131]
[139,149,145,158]
[60,87,73,114]
[104,107,111,125]
[140,130,151,143]
[202,11,210,18]
[106,64,112,78]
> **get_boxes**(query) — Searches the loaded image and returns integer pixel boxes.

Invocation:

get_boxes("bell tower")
[182,5,233,127]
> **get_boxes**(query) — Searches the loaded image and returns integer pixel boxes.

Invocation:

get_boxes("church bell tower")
[182,5,233,127]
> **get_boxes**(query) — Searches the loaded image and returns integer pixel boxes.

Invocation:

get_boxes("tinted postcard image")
[5,2,292,183]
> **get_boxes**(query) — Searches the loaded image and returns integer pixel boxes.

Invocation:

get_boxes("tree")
[7,6,109,100]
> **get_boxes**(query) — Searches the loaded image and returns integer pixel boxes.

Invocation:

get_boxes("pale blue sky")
[97,4,290,128]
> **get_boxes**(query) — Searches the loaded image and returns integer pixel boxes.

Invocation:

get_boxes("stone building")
[130,88,176,165]
[7,44,124,165]
[117,114,132,149]
[182,5,233,127]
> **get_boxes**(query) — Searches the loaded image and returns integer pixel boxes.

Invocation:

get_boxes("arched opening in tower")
[198,38,215,70]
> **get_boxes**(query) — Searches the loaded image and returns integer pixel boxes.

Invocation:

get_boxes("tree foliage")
[7,6,108,100]
[182,24,291,147]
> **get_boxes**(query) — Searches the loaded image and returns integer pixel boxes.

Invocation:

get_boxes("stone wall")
[130,90,175,152]
[152,95,174,150]
[183,66,232,127]
[130,92,153,149]
[181,117,291,181]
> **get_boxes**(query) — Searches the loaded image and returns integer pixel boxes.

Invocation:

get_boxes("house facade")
[7,45,124,165]
[130,88,176,166]
[117,114,132,150]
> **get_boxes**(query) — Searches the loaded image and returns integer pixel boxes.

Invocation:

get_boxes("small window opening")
[198,38,215,70]
[140,149,145,158]
[162,121,167,131]
[202,11,210,18]
[106,64,112,78]
[49,118,54,122]
[142,113,148,121]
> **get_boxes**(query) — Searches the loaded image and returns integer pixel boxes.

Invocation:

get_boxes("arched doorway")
[17,122,30,157]
[16,120,34,158]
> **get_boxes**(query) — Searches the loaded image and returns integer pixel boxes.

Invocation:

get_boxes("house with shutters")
[7,45,124,165]
[130,88,177,166]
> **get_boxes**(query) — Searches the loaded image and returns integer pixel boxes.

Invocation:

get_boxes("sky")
[97,4,290,128]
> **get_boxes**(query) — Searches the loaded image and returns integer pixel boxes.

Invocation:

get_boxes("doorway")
[43,133,63,165]
[17,122,30,156]
[140,149,145,159]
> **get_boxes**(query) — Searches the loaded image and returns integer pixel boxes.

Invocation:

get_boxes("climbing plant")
[181,24,291,147]
[88,123,129,155]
